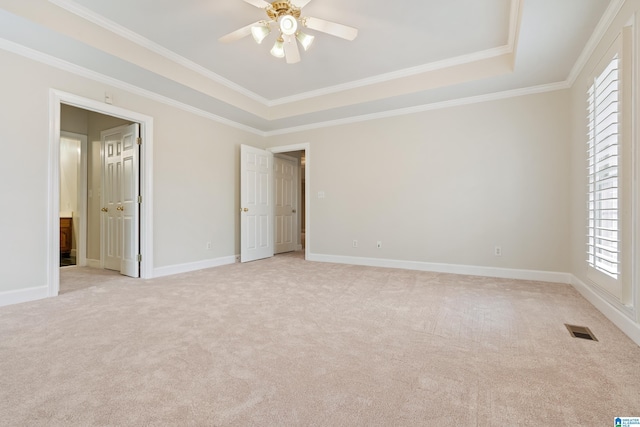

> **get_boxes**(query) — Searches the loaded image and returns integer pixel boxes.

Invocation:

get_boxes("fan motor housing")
[267,1,301,20]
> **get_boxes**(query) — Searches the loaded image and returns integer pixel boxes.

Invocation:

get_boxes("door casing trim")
[268,143,310,260]
[49,89,154,296]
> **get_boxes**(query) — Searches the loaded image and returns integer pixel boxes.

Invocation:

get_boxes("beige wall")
[266,91,572,273]
[0,43,572,296]
[0,48,261,294]
[61,104,89,135]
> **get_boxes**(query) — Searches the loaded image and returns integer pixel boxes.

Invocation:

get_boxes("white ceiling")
[0,0,614,134]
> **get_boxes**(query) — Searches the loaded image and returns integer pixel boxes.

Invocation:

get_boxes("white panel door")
[101,124,140,277]
[103,131,122,271]
[241,145,274,262]
[274,155,298,254]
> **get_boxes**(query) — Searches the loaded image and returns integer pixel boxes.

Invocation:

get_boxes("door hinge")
[136,137,142,145]
[137,254,142,263]
[137,195,142,204]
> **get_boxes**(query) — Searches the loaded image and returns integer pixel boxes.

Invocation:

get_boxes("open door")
[274,155,298,254]
[101,123,140,277]
[240,144,274,262]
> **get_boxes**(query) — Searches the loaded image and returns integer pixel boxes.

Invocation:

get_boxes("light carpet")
[1,252,639,426]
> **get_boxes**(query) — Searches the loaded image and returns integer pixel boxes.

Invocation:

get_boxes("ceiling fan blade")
[303,16,358,41]
[219,21,263,43]
[283,35,301,64]
[290,0,312,8]
[242,0,272,9]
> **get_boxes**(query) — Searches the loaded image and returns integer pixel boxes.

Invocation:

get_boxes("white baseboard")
[307,253,572,284]
[153,255,236,278]
[0,286,50,308]
[307,253,640,347]
[571,275,640,346]
[5,254,638,347]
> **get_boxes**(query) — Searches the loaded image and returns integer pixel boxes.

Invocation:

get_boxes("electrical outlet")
[494,246,502,256]
[377,241,382,248]
[353,240,358,248]
[206,242,212,250]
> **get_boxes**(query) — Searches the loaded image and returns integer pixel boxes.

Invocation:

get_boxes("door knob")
[117,206,124,211]
[243,208,249,212]
[292,209,297,213]
[101,207,108,212]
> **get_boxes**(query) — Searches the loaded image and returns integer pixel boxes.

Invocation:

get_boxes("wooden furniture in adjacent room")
[60,217,72,257]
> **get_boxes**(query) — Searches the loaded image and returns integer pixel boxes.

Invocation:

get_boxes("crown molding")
[47,0,271,106]
[508,0,523,48]
[268,45,513,106]
[47,0,521,109]
[265,81,570,136]
[1,35,572,137]
[270,0,521,106]
[566,0,626,86]
[0,37,266,136]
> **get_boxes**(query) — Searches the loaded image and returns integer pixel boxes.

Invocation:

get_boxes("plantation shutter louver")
[587,54,620,280]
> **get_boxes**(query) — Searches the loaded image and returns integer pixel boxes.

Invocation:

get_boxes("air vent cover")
[565,324,598,341]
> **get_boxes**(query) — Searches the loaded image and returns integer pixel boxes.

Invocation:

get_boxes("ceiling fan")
[220,0,358,64]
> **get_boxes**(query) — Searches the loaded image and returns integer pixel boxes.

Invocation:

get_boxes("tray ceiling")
[0,0,614,133]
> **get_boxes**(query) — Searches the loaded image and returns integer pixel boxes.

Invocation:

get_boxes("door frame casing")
[49,89,154,296]
[268,143,310,260]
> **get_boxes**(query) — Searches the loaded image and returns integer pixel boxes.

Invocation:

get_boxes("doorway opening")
[59,131,87,268]
[239,143,310,263]
[49,90,154,297]
[274,150,305,255]
[270,144,310,260]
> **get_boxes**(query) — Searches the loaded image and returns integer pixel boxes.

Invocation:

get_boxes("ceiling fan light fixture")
[221,0,359,64]
[279,14,298,36]
[296,31,314,51]
[251,24,271,44]
[270,37,285,58]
